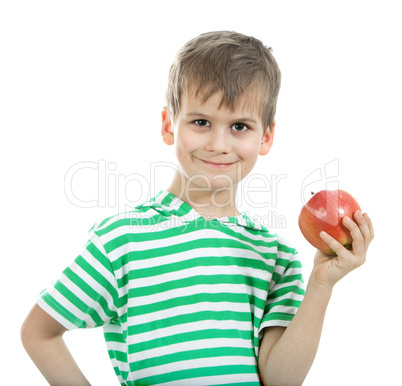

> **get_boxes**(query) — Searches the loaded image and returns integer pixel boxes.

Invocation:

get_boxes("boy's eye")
[193,119,210,127]
[231,123,249,133]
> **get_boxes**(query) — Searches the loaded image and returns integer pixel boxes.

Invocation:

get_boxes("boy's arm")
[21,304,91,386]
[259,211,374,385]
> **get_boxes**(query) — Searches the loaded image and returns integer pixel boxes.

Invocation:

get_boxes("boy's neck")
[167,172,241,220]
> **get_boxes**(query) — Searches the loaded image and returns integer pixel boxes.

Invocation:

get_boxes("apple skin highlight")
[298,190,361,256]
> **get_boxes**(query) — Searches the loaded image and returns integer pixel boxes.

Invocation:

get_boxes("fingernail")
[345,216,351,222]
[320,231,327,237]
[358,210,363,218]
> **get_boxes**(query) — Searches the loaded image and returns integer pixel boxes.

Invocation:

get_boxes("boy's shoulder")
[88,191,169,235]
[85,190,194,240]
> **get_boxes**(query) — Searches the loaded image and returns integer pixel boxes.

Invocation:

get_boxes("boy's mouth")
[197,158,238,168]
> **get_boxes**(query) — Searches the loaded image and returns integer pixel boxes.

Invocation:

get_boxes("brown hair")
[165,31,281,130]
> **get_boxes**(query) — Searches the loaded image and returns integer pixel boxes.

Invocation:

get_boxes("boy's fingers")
[320,231,346,257]
[352,210,372,241]
[342,215,364,254]
[363,212,375,240]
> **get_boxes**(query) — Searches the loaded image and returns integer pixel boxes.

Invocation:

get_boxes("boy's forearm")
[260,281,332,386]
[22,331,91,386]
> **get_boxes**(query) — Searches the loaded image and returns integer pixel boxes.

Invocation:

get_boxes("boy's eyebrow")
[185,112,258,124]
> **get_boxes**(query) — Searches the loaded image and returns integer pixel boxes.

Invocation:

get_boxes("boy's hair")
[165,30,281,131]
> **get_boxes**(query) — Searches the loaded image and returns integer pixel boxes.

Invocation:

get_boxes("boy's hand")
[310,210,374,289]
[259,210,373,385]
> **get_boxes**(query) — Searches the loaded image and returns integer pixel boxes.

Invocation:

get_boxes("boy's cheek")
[176,135,199,153]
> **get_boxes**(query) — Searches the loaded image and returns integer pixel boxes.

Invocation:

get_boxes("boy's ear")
[161,108,174,146]
[259,121,275,156]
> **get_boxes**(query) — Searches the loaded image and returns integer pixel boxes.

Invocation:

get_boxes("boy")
[21,31,374,385]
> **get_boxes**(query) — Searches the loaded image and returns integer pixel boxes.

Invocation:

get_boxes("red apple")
[298,189,361,255]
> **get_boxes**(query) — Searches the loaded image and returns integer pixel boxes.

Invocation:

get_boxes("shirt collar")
[138,190,267,232]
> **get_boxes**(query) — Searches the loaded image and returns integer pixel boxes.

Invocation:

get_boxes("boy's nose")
[205,129,231,154]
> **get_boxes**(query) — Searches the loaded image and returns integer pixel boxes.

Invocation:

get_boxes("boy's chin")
[185,178,239,191]
[184,184,238,207]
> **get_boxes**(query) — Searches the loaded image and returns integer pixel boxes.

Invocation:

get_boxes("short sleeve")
[36,232,120,331]
[259,248,305,336]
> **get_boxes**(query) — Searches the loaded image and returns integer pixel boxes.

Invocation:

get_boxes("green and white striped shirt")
[37,190,304,385]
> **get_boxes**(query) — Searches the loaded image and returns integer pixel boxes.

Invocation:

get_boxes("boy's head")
[165,31,281,131]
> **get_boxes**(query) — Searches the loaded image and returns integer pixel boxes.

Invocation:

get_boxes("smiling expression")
[161,89,275,196]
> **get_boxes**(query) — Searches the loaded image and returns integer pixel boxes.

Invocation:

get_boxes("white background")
[1,1,401,384]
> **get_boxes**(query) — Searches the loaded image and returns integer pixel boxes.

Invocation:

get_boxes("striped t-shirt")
[37,190,305,386]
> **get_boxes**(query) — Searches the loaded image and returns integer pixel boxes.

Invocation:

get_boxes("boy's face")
[161,89,274,195]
